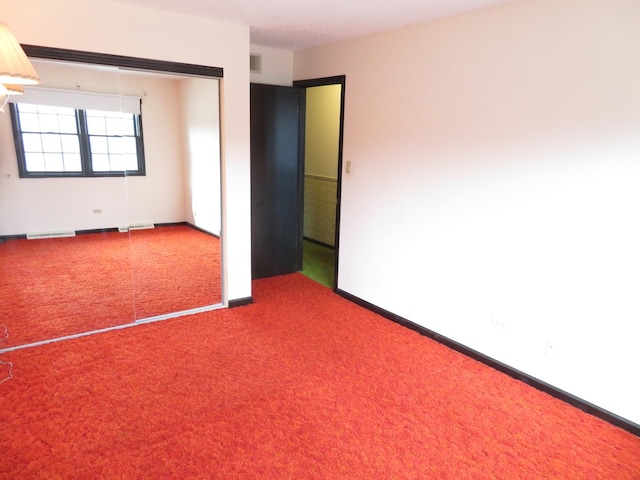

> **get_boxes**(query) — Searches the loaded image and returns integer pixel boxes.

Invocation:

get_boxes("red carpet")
[0,274,638,479]
[129,227,221,319]
[0,226,221,348]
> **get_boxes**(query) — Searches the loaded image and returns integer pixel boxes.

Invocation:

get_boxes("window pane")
[41,134,63,153]
[109,154,127,171]
[120,118,135,136]
[121,154,139,171]
[87,116,106,135]
[92,154,111,172]
[90,136,109,154]
[63,153,82,172]
[60,135,80,153]
[25,152,45,171]
[105,117,124,136]
[109,136,136,155]
[19,113,40,132]
[22,133,43,152]
[39,114,60,133]
[18,103,38,113]
[55,106,75,116]
[106,136,122,155]
[44,153,64,171]
[38,105,62,115]
[117,136,137,154]
[58,115,78,134]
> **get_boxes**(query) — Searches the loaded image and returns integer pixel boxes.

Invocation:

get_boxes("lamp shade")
[0,22,40,85]
[5,84,24,95]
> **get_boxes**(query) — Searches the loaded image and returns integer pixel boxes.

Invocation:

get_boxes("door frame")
[293,75,346,291]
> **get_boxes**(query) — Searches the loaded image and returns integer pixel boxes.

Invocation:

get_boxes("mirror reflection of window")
[0,54,223,352]
[86,109,143,173]
[10,97,145,177]
[14,103,83,173]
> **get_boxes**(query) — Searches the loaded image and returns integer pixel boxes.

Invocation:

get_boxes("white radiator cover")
[26,230,76,240]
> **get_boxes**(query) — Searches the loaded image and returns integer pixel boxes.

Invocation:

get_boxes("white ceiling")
[112,0,519,51]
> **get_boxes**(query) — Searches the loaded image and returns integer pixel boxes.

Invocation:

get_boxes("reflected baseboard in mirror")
[0,224,221,349]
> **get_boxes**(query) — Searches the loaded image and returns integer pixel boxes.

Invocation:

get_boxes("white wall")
[294,0,640,425]
[0,0,252,303]
[180,77,221,236]
[250,45,293,86]
[124,73,186,228]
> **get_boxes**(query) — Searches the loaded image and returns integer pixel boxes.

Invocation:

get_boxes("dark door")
[250,83,305,279]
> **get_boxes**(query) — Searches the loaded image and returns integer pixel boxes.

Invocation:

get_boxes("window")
[9,102,145,178]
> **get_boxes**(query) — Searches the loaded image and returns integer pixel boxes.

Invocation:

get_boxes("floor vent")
[27,230,76,240]
[128,223,155,231]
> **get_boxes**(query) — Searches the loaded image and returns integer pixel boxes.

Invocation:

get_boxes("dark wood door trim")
[293,75,346,292]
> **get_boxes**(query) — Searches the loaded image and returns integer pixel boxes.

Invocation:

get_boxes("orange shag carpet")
[0,274,638,479]
[0,225,221,348]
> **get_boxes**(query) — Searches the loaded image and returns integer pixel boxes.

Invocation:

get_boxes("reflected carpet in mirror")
[0,225,221,348]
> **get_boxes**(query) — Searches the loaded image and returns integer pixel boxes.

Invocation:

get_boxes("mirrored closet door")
[0,47,223,351]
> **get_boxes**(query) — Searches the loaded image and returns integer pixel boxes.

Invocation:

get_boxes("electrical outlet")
[491,317,506,331]
[545,339,556,358]
[93,208,102,214]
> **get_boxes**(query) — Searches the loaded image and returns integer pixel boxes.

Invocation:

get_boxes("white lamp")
[0,22,39,85]
[0,21,39,112]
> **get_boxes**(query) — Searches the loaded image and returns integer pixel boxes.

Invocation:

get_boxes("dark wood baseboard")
[228,297,253,308]
[156,222,188,228]
[0,234,27,242]
[336,288,640,437]
[76,228,120,235]
[147,221,219,238]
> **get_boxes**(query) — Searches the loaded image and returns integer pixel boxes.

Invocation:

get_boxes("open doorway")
[249,77,344,287]
[294,77,345,289]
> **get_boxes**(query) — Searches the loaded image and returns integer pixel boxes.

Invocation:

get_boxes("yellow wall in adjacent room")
[304,85,341,179]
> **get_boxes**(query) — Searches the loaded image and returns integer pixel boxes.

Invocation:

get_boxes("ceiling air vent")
[250,53,262,74]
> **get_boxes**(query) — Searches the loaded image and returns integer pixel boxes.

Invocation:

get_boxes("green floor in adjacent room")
[300,239,335,288]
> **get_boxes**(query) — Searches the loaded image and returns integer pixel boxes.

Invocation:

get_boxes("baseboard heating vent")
[26,230,76,240]
[128,223,155,231]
